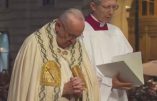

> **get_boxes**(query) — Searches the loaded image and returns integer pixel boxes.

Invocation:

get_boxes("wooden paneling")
[139,0,157,16]
[128,17,157,62]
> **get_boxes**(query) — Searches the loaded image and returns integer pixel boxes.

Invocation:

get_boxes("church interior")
[0,0,157,100]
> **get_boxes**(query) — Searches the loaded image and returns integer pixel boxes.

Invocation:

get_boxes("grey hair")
[59,8,84,25]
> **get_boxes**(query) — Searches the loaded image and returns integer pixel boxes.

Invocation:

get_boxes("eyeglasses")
[100,4,119,11]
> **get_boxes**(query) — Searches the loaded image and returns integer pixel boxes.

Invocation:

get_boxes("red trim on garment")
[85,15,108,31]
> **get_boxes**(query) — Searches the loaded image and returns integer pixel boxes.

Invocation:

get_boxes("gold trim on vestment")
[40,60,61,87]
[71,65,87,88]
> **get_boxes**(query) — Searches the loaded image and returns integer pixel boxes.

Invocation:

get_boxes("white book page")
[97,52,144,86]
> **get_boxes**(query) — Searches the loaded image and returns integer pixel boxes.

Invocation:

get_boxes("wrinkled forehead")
[65,19,85,36]
[69,15,84,25]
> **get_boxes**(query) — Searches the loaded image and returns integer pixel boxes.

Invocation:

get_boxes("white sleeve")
[96,67,112,101]
[96,67,112,86]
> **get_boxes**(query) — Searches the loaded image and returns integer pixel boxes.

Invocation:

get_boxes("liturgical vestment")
[7,20,100,101]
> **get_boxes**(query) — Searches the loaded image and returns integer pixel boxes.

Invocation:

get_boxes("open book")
[97,52,144,86]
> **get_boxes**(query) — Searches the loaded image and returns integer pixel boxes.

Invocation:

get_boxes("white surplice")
[83,15,133,101]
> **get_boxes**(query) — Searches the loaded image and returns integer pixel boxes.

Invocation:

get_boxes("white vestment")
[8,21,100,101]
[83,15,133,101]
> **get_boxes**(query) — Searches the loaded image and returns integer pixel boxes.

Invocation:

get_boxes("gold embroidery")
[57,48,68,55]
[40,60,61,87]
[71,65,86,88]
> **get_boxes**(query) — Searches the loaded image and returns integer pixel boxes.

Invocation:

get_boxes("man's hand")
[112,74,133,90]
[62,77,85,98]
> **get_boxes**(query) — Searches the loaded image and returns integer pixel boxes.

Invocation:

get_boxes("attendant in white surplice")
[83,0,133,101]
[7,8,100,101]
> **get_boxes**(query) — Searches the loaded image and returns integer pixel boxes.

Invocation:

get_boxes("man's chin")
[61,42,76,49]
[61,44,72,49]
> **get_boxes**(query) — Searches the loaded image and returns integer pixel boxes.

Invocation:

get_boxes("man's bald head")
[90,0,117,5]
[55,8,85,48]
[59,8,85,27]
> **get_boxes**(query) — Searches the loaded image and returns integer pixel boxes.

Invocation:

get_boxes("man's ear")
[90,2,97,11]
[55,19,63,32]
[56,20,62,28]
[55,20,61,34]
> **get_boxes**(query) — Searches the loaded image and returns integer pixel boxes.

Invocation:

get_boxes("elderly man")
[7,8,99,101]
[83,0,133,101]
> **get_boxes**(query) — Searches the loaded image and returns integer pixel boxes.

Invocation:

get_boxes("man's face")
[91,0,118,23]
[56,20,84,49]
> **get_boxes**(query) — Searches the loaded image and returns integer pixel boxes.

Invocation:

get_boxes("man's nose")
[108,8,114,15]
